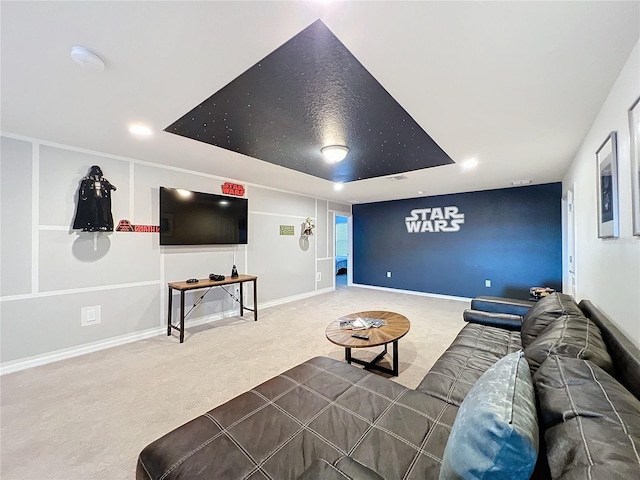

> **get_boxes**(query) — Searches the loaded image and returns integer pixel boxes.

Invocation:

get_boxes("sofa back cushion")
[521,293,584,348]
[416,323,522,407]
[439,351,539,480]
[534,356,640,479]
[523,315,614,375]
[580,299,640,400]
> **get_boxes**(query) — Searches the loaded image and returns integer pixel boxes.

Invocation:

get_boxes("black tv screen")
[159,187,248,245]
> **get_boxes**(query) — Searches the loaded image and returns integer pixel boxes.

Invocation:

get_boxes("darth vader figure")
[73,165,117,232]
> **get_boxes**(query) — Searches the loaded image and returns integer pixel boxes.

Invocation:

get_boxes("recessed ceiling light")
[129,124,153,136]
[417,191,424,195]
[461,158,478,170]
[333,183,344,191]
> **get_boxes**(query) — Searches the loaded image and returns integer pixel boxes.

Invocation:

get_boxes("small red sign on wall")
[116,219,160,233]
[222,182,245,196]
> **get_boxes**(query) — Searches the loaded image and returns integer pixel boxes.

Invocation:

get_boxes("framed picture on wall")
[629,97,640,236]
[596,131,619,238]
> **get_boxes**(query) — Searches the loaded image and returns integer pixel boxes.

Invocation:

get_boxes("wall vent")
[386,175,408,181]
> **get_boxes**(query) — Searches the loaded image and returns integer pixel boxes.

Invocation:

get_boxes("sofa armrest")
[463,309,522,330]
[470,296,535,316]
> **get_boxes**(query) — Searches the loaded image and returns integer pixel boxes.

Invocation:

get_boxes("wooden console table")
[167,274,257,343]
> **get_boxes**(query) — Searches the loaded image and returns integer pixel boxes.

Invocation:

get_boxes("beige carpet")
[0,285,468,480]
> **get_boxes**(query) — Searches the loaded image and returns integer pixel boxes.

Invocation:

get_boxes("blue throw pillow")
[439,351,539,480]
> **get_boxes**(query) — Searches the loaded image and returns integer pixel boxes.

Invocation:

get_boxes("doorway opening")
[565,185,577,297]
[335,215,349,288]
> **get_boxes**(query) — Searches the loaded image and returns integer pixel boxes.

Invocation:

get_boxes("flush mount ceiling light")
[321,145,349,163]
[70,46,105,71]
[129,124,153,136]
[333,183,344,191]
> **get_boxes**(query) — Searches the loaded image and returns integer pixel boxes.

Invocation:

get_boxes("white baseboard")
[0,287,335,376]
[0,326,164,376]
[350,283,472,303]
[258,287,334,310]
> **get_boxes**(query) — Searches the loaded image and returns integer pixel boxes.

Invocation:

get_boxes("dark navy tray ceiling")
[165,20,454,183]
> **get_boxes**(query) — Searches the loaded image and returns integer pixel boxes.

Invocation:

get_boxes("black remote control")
[186,278,199,283]
[351,333,369,340]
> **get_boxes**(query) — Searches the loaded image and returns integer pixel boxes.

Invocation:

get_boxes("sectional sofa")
[136,293,640,479]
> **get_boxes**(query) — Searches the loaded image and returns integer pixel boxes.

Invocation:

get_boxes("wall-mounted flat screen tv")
[159,187,248,245]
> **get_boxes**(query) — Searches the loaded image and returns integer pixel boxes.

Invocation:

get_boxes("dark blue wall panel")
[353,183,562,299]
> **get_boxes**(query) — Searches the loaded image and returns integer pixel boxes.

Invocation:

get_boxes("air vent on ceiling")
[386,175,408,181]
[511,179,532,186]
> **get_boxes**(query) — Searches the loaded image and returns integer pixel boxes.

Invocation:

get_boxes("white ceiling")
[2,1,639,204]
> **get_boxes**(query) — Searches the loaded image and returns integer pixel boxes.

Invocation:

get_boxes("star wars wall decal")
[221,182,245,196]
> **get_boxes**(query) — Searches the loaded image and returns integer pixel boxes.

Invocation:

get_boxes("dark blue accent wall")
[353,183,562,299]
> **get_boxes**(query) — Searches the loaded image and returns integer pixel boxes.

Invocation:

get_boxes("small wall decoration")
[116,219,160,233]
[279,225,295,236]
[629,97,640,236]
[73,165,117,232]
[301,217,315,236]
[221,182,245,196]
[595,132,619,238]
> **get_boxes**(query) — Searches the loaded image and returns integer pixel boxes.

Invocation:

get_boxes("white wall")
[0,135,350,371]
[563,39,640,347]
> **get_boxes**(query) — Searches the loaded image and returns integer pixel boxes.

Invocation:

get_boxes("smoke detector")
[70,46,105,71]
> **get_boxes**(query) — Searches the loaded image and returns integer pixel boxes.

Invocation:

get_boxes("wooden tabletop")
[168,274,257,291]
[325,311,410,348]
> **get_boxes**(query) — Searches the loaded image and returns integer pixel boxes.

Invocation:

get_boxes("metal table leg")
[179,291,185,343]
[348,342,400,376]
[253,279,258,321]
[167,286,173,336]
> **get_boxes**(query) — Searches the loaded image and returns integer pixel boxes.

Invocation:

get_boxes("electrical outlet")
[387,271,392,278]
[316,272,321,282]
[485,280,491,288]
[81,305,101,326]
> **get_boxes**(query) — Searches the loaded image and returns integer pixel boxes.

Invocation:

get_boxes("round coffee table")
[325,311,410,376]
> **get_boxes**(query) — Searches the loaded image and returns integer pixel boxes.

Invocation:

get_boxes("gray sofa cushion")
[521,293,584,348]
[137,356,458,480]
[297,458,354,480]
[439,351,539,480]
[416,323,522,406]
[534,356,640,479]
[524,315,614,375]
[579,299,640,400]
[297,457,385,480]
